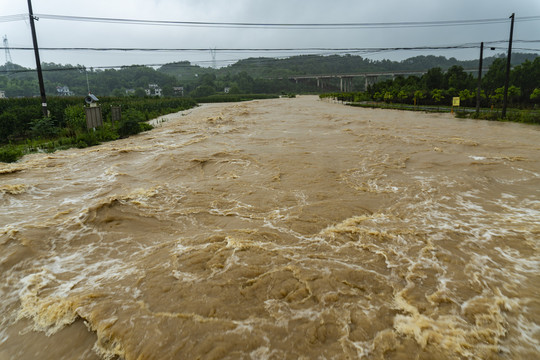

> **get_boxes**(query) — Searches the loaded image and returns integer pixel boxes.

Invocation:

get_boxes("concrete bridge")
[287,70,427,91]
[286,69,480,91]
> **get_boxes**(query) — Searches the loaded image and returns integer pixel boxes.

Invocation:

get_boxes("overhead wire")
[1,12,538,71]
[4,40,539,53]
[0,14,27,23]
[30,13,540,29]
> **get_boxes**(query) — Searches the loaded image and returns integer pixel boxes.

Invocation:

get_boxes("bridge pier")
[340,76,353,92]
[364,75,378,91]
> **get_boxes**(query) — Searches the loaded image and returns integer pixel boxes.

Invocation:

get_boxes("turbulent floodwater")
[1,96,539,359]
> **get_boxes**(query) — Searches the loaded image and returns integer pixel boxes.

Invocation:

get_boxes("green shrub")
[64,105,86,134]
[30,117,60,139]
[95,125,119,141]
[139,122,153,132]
[116,109,154,138]
[75,132,100,148]
[117,118,143,138]
[0,145,23,163]
[0,112,17,143]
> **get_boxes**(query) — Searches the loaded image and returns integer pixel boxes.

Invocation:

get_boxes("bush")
[139,122,153,132]
[64,105,86,134]
[30,117,60,139]
[75,132,101,148]
[190,85,216,98]
[0,145,23,163]
[95,125,119,142]
[117,119,143,138]
[0,112,17,143]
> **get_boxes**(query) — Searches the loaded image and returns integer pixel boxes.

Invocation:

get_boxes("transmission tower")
[3,35,13,68]
[210,47,217,69]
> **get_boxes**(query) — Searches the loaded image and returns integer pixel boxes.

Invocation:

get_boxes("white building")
[0,90,6,99]
[173,86,184,96]
[56,85,74,96]
[146,84,162,97]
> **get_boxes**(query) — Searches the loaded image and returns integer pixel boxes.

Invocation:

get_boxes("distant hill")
[158,53,539,79]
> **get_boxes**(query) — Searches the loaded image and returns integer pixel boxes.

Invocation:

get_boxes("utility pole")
[476,42,484,116]
[27,0,48,118]
[502,13,515,118]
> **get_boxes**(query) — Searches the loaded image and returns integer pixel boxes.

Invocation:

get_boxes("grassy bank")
[0,96,197,163]
[320,93,540,125]
[348,101,540,124]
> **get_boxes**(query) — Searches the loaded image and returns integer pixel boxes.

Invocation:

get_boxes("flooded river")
[1,96,539,359]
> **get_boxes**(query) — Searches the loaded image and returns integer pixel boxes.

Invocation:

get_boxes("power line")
[0,14,26,23]
[5,41,539,53]
[2,41,537,75]
[25,13,540,29]
[0,48,526,75]
[0,45,480,52]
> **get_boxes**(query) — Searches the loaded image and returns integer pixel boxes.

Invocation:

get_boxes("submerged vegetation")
[0,97,196,163]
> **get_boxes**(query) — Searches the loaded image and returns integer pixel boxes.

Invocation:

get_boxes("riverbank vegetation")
[0,97,196,163]
[320,57,540,124]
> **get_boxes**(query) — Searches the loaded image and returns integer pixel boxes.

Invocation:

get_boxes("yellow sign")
[452,97,460,107]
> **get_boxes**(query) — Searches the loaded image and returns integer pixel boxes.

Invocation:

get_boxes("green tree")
[228,85,241,94]
[373,92,383,102]
[423,67,445,90]
[397,90,409,103]
[413,90,426,105]
[507,85,521,106]
[190,85,215,97]
[530,88,540,106]
[134,88,146,97]
[200,73,216,88]
[458,89,475,107]
[490,87,505,107]
[111,88,125,97]
[510,58,540,102]
[483,58,506,94]
[431,89,444,105]
[446,65,472,90]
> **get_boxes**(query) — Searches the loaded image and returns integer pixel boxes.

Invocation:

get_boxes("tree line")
[2,53,538,99]
[352,57,540,108]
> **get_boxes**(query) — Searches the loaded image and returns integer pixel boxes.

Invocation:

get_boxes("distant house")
[173,86,184,96]
[0,90,6,99]
[125,89,135,95]
[224,87,231,94]
[146,84,162,97]
[56,85,74,96]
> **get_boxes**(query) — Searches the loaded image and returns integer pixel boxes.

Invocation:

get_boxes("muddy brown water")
[1,96,539,359]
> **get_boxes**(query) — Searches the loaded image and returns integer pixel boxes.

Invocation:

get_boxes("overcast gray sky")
[2,0,539,69]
